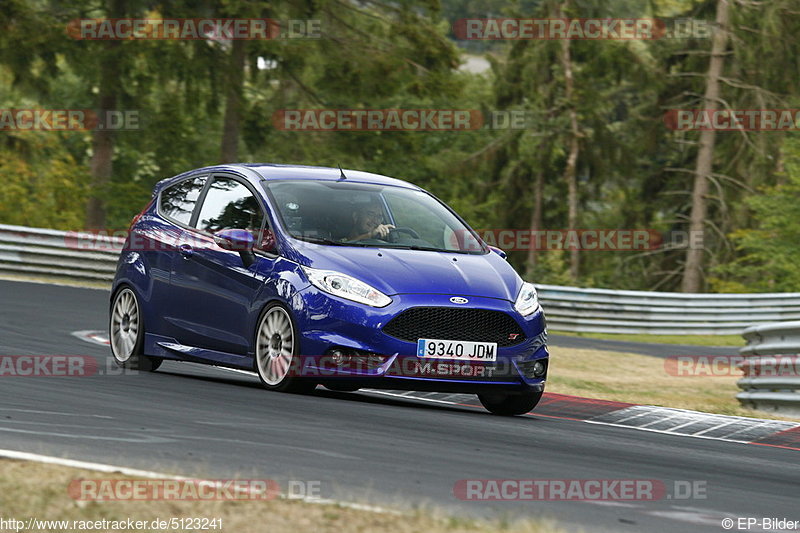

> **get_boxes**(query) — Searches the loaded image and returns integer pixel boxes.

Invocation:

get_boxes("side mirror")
[260,230,278,254]
[488,245,507,260]
[215,229,256,267]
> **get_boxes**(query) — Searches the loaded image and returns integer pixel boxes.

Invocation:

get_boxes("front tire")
[110,287,162,372]
[254,302,315,393]
[478,391,543,416]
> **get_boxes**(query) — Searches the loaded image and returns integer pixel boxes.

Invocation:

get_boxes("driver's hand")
[370,224,395,239]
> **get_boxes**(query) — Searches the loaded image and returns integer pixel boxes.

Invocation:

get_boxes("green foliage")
[528,250,574,287]
[710,136,800,292]
[1,0,800,292]
[0,133,88,230]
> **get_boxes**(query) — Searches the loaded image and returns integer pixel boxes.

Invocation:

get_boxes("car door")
[144,174,207,337]
[166,174,275,357]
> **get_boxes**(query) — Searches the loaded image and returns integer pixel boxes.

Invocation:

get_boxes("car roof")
[154,163,421,195]
[248,164,420,189]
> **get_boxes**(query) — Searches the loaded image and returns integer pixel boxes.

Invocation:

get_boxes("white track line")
[360,389,468,406]
[582,420,752,444]
[0,448,400,514]
[72,330,110,346]
[0,449,182,479]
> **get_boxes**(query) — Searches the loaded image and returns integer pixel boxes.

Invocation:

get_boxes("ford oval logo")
[450,297,469,304]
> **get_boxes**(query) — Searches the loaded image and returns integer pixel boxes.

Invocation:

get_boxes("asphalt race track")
[0,279,797,532]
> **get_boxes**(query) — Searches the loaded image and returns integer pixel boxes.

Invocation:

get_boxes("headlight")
[514,282,540,316]
[301,266,392,307]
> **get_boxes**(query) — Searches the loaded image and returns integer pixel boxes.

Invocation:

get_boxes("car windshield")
[265,180,486,254]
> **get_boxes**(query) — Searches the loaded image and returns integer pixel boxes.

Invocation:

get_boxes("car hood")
[287,243,523,301]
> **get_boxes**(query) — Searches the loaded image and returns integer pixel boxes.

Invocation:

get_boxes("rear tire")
[254,302,316,394]
[478,391,542,416]
[110,287,162,372]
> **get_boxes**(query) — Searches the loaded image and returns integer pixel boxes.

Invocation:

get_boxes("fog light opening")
[327,348,388,370]
[520,358,548,379]
[330,350,349,366]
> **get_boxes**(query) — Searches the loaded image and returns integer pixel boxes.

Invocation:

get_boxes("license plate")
[416,339,497,362]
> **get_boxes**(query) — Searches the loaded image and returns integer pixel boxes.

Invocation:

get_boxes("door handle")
[179,244,194,259]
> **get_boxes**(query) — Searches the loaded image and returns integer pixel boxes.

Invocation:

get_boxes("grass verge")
[547,345,796,420]
[0,273,109,290]
[550,330,745,347]
[0,459,564,533]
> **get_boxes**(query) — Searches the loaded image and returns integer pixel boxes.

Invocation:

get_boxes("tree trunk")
[86,0,124,229]
[221,39,246,163]
[526,167,545,271]
[559,7,580,283]
[87,87,115,228]
[681,0,730,293]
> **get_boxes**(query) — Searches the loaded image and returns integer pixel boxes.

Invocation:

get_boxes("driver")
[348,199,395,240]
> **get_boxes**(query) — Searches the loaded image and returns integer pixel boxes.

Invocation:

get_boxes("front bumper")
[292,288,549,392]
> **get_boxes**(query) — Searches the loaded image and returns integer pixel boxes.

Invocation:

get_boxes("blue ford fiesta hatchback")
[110,164,548,415]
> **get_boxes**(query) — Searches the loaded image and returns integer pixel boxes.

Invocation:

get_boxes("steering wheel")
[387,226,420,242]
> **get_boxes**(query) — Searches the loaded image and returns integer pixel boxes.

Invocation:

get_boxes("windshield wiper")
[381,244,477,254]
[297,236,369,247]
[296,236,347,246]
[406,245,444,252]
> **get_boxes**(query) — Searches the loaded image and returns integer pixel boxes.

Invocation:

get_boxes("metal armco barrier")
[737,321,800,417]
[0,224,122,282]
[3,224,800,336]
[536,284,800,335]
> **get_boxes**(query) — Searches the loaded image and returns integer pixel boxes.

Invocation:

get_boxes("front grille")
[383,307,526,347]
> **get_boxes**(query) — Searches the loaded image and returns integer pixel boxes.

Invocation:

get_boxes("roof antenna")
[338,164,347,180]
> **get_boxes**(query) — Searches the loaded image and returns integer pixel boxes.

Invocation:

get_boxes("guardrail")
[537,284,800,335]
[3,224,800,336]
[0,224,122,282]
[737,322,800,417]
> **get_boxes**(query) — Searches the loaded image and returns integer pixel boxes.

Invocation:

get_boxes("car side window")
[159,176,206,225]
[195,176,272,250]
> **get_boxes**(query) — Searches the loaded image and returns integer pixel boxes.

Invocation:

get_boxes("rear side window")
[196,176,264,234]
[160,176,206,225]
